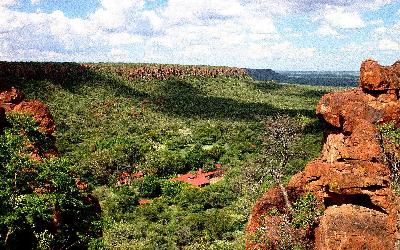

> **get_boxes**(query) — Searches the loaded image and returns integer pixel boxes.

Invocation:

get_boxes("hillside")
[0,62,339,249]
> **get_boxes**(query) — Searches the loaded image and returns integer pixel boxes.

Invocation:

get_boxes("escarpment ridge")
[246,59,400,249]
[0,61,248,82]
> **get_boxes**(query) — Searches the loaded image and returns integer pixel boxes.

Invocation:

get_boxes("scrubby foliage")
[291,193,323,229]
[261,115,306,211]
[379,122,400,189]
[2,62,338,249]
[0,113,100,249]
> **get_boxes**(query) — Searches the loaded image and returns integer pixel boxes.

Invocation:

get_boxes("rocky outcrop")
[0,84,58,159]
[315,204,394,250]
[360,59,400,91]
[13,100,56,135]
[246,59,400,249]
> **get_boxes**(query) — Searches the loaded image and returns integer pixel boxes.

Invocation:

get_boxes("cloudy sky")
[0,0,399,70]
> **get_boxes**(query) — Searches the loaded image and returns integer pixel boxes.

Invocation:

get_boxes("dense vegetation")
[2,63,340,249]
[0,113,100,249]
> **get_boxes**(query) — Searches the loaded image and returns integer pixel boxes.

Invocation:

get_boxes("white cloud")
[248,41,316,60]
[0,0,17,7]
[373,26,387,35]
[341,42,372,52]
[319,6,365,29]
[0,6,145,62]
[31,0,40,5]
[110,48,130,61]
[315,24,341,37]
[378,38,400,50]
[0,0,396,69]
[107,33,143,45]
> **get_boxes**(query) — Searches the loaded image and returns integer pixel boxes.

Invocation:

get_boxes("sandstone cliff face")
[246,59,400,250]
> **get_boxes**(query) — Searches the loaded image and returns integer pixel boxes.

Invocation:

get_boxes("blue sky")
[0,0,399,70]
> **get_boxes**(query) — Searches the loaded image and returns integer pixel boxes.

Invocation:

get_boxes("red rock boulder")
[0,86,25,111]
[315,204,397,250]
[13,100,56,135]
[360,59,400,91]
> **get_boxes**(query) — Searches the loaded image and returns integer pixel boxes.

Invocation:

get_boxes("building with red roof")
[169,167,223,187]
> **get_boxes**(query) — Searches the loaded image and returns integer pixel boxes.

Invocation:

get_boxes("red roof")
[187,175,210,186]
[132,171,144,178]
[139,199,151,205]
[169,173,195,181]
[169,167,223,187]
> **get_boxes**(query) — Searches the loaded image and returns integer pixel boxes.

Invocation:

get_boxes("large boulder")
[316,88,400,130]
[13,100,56,135]
[0,86,25,111]
[315,204,397,250]
[360,59,400,91]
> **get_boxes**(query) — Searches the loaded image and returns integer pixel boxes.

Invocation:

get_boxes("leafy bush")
[83,138,143,185]
[204,144,226,161]
[185,144,207,169]
[98,186,139,217]
[194,125,222,145]
[291,193,322,229]
[176,186,208,212]
[139,176,161,198]
[161,180,187,199]
[144,149,187,176]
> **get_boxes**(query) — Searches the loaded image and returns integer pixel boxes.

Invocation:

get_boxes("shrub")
[161,180,186,199]
[291,193,322,229]
[113,186,139,213]
[84,138,143,185]
[378,122,400,185]
[194,125,222,145]
[185,144,207,169]
[139,176,161,198]
[176,186,207,212]
[144,149,187,176]
[204,144,226,161]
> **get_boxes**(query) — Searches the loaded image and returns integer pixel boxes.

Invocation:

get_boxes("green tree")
[0,113,101,249]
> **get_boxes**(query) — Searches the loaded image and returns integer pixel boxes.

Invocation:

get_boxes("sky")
[0,0,399,70]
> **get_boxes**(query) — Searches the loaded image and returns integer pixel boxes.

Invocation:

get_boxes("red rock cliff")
[246,59,400,250]
[0,84,58,160]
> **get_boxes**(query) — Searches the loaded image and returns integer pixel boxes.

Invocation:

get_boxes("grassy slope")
[7,66,339,249]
